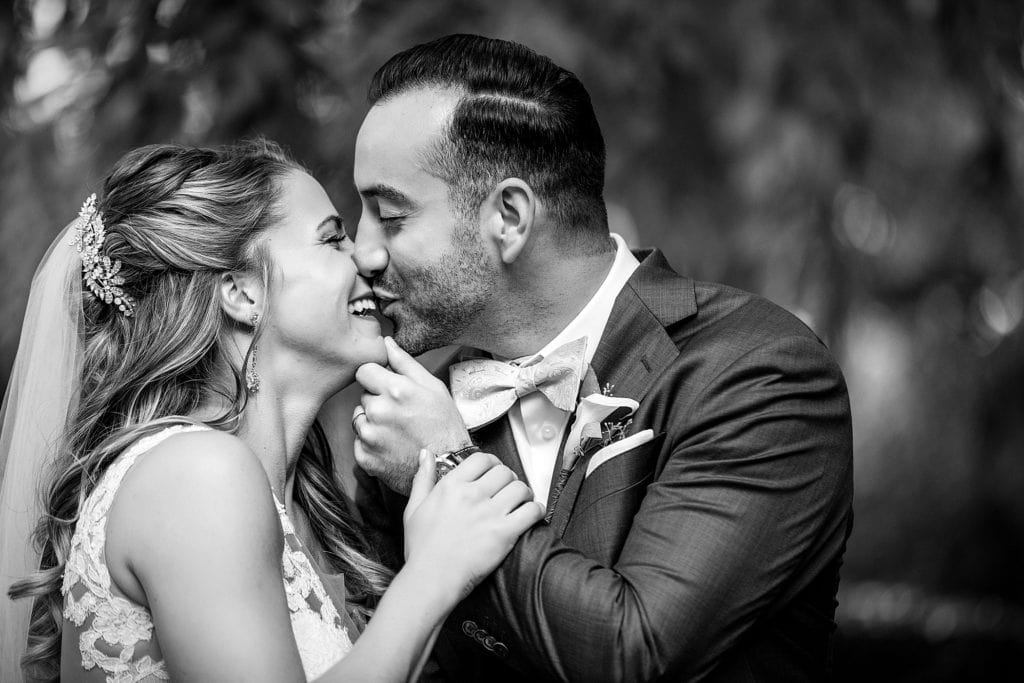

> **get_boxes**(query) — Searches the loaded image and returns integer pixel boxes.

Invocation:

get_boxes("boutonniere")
[560,371,638,476]
[546,371,638,521]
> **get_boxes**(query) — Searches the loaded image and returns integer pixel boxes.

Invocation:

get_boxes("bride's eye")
[325,233,350,249]
[322,219,350,248]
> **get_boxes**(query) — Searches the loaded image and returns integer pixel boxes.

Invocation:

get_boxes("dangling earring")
[246,312,260,393]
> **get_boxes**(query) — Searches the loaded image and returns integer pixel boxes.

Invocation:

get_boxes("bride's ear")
[219,271,262,326]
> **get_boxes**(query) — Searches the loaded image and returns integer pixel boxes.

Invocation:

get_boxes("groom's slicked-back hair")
[369,34,609,250]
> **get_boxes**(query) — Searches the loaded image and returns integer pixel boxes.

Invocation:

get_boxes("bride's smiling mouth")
[347,294,379,319]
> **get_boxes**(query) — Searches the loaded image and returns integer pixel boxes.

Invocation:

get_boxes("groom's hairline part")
[367,34,613,259]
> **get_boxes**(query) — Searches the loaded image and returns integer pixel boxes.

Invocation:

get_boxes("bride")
[0,140,543,681]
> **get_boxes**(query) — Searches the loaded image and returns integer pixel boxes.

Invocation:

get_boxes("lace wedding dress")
[61,425,354,682]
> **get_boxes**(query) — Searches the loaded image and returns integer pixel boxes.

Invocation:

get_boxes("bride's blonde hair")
[8,140,390,680]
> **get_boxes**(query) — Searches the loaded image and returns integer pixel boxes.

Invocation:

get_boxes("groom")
[348,34,853,681]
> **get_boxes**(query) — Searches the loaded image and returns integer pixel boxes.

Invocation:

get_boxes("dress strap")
[92,424,211,517]
[62,422,211,683]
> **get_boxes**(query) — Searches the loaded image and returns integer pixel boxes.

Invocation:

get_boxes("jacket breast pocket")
[563,432,665,564]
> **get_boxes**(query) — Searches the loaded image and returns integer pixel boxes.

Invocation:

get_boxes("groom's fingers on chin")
[360,394,395,427]
[354,362,395,394]
[352,418,381,449]
[353,439,373,470]
[384,336,433,381]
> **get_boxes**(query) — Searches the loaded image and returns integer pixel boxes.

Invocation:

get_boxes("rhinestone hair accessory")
[70,194,135,316]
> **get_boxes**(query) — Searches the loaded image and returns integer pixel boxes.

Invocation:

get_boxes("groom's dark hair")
[368,34,609,250]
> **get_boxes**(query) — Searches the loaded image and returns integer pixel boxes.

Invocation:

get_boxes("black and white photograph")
[1,1,1022,681]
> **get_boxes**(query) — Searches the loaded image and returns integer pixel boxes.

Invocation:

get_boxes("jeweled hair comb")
[70,193,135,316]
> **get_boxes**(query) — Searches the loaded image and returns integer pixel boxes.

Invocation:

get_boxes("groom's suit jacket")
[362,249,853,682]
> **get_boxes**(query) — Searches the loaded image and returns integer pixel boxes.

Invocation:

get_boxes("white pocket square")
[584,429,655,479]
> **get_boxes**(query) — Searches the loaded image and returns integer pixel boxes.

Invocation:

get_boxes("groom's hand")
[353,337,473,495]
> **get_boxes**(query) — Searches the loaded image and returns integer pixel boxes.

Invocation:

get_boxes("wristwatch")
[434,444,481,480]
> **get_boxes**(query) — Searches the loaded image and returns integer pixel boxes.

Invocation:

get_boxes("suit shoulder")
[688,279,824,348]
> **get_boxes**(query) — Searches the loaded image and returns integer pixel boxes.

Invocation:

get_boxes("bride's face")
[258,169,386,387]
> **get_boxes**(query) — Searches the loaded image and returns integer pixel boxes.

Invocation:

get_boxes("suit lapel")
[471,415,528,482]
[544,424,575,512]
[589,249,696,404]
[549,457,586,535]
[548,250,697,530]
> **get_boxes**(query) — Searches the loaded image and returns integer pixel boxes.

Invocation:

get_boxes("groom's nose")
[353,220,389,279]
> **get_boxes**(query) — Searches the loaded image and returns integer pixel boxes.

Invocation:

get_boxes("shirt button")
[540,424,557,441]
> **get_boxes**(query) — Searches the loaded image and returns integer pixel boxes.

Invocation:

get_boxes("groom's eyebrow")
[359,183,411,206]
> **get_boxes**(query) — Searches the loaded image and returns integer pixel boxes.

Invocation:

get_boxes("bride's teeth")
[348,298,378,315]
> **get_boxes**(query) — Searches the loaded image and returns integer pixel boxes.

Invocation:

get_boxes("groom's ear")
[483,178,535,265]
[219,271,263,326]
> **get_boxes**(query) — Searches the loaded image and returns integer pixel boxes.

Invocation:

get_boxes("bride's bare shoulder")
[116,428,269,500]
[105,427,280,591]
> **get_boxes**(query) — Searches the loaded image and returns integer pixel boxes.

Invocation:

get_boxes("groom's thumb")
[407,449,435,510]
[384,336,431,381]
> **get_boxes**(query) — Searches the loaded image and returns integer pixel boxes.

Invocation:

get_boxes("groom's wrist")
[426,427,475,457]
[433,444,481,480]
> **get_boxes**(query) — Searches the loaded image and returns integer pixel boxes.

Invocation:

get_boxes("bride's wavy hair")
[8,139,390,680]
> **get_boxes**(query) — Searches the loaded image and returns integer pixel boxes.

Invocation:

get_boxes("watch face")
[433,447,477,481]
[434,454,461,480]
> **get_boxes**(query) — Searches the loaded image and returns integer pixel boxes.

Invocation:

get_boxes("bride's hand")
[402,450,545,604]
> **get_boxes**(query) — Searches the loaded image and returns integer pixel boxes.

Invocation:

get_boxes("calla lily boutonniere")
[546,368,639,521]
[561,392,639,475]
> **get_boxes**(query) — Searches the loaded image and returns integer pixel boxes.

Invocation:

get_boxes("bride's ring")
[351,406,367,437]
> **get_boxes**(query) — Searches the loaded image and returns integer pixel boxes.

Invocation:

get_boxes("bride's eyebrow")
[315,215,343,233]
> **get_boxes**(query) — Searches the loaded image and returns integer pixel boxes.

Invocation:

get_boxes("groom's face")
[353,87,496,355]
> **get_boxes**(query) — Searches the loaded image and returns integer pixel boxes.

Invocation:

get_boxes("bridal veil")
[0,222,82,680]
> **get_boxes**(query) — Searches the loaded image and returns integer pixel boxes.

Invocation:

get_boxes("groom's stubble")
[381,216,496,356]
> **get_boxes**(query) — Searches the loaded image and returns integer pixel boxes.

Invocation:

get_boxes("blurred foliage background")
[2,0,1023,679]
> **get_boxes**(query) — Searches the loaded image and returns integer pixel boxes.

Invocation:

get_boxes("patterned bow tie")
[449,337,588,430]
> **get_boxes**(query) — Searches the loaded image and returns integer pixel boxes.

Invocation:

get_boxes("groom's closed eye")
[379,215,406,232]
[356,183,418,237]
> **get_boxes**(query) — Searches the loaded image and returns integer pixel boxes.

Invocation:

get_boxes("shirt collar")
[516,233,640,366]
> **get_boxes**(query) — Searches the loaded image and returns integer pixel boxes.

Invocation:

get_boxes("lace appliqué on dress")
[274,494,353,679]
[61,425,352,682]
[62,425,206,682]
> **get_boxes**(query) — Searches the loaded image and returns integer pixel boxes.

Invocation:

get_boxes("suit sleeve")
[462,334,854,681]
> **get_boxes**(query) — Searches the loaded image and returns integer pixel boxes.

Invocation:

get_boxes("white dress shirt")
[507,234,640,505]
